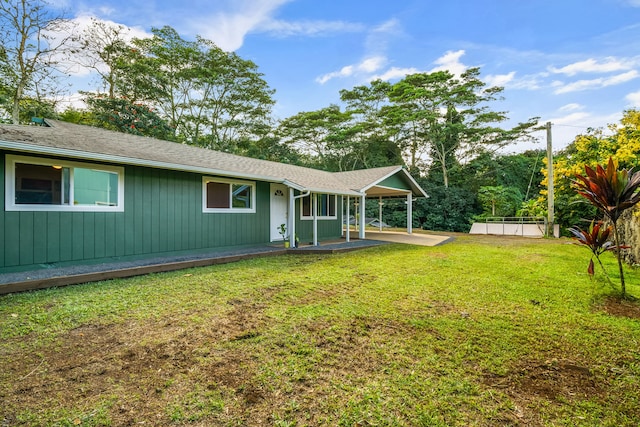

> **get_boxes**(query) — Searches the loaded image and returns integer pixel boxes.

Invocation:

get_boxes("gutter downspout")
[313,193,318,246]
[290,189,310,248]
[407,193,413,234]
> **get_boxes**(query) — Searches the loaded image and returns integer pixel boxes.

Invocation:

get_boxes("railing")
[478,216,548,237]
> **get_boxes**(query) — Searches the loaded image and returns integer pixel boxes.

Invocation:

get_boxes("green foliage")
[544,109,640,233]
[383,68,538,186]
[573,157,640,297]
[476,185,523,217]
[85,95,176,140]
[118,26,275,150]
[420,184,480,232]
[17,97,59,123]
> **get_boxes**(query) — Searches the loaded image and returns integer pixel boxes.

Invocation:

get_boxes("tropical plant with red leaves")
[573,158,640,297]
[568,220,618,283]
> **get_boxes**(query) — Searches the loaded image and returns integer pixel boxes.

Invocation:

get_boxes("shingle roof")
[334,165,428,197]
[0,120,362,195]
[0,120,427,197]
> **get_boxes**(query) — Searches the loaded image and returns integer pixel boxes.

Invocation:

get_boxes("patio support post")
[346,195,350,242]
[313,193,318,246]
[378,196,383,232]
[359,195,366,239]
[341,196,345,237]
[407,193,413,234]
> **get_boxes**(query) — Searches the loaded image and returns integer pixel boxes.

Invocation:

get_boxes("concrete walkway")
[349,230,453,246]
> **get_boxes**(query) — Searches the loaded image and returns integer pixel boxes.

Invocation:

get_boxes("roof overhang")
[359,167,428,198]
[0,140,364,197]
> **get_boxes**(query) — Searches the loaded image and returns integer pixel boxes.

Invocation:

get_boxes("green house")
[0,120,427,273]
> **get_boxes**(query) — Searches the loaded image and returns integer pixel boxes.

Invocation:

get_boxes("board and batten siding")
[1,154,271,270]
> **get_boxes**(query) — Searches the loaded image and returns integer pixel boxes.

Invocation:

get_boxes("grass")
[1,234,640,426]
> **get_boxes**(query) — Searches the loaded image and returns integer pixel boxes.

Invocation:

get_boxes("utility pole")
[546,121,554,237]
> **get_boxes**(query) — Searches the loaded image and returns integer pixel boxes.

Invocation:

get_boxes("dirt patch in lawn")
[1,296,407,426]
[1,296,275,426]
[483,358,602,425]
[600,296,640,319]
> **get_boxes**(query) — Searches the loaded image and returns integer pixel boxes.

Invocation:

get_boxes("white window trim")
[5,154,124,212]
[300,193,338,220]
[202,176,256,213]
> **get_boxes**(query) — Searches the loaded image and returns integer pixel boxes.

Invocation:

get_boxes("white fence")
[469,217,559,238]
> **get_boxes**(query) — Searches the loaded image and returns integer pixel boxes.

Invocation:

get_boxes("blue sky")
[54,0,640,152]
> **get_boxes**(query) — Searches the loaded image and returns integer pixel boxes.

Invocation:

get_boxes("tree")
[573,158,640,298]
[115,27,275,150]
[277,105,353,170]
[339,80,403,170]
[85,95,175,140]
[542,109,640,232]
[68,17,132,98]
[383,68,538,186]
[0,0,71,123]
[477,185,523,217]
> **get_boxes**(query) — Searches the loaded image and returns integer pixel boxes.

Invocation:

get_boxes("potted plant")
[278,223,289,248]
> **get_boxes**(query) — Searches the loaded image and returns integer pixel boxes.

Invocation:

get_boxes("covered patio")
[333,166,428,242]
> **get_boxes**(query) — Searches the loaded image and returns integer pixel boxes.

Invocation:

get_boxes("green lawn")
[1,234,639,426]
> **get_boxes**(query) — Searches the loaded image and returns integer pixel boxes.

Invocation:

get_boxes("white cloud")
[316,56,386,84]
[484,71,516,87]
[549,57,633,76]
[558,103,584,112]
[188,0,289,51]
[545,110,622,149]
[188,0,364,51]
[365,18,402,53]
[259,19,365,37]
[46,14,150,77]
[314,17,403,85]
[430,50,468,76]
[554,70,639,94]
[370,66,421,81]
[626,90,640,106]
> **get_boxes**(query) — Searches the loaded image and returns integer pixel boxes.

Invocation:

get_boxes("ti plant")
[568,220,620,284]
[573,158,640,298]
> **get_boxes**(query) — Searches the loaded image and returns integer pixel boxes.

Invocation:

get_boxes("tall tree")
[276,105,353,169]
[114,26,275,150]
[0,0,71,123]
[384,68,538,186]
[68,17,132,98]
[339,80,402,169]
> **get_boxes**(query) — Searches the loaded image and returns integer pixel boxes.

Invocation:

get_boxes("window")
[301,193,337,220]
[6,155,124,212]
[203,177,255,213]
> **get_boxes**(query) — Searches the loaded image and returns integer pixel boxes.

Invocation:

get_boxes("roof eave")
[0,140,287,184]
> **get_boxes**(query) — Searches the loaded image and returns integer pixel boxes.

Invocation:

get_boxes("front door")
[270,183,288,241]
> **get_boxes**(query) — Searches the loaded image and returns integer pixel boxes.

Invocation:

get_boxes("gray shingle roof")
[0,120,362,194]
[334,165,428,197]
[0,120,427,197]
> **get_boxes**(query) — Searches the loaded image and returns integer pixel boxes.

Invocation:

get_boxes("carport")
[334,166,428,241]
